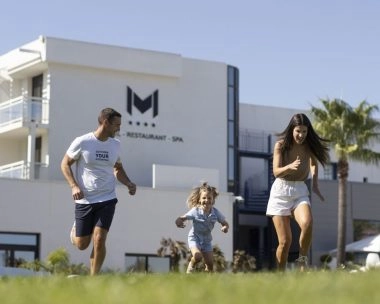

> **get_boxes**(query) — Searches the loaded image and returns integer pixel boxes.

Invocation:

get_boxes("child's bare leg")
[187,247,202,273]
[203,251,214,272]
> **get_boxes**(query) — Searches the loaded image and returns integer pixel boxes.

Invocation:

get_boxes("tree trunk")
[336,159,349,267]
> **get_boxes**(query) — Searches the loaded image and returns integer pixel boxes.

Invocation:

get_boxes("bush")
[157,238,188,272]
[157,237,256,273]
[231,250,256,273]
[20,247,88,275]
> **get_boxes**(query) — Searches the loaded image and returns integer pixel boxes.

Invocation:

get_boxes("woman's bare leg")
[272,216,292,271]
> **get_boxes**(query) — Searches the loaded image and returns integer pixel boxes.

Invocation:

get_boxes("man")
[61,107,136,275]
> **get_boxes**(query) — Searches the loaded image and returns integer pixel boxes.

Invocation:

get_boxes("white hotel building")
[1,36,380,272]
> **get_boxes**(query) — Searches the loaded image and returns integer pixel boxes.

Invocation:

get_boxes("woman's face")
[199,190,213,213]
[293,125,308,145]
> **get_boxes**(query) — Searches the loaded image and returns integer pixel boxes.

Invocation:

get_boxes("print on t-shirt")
[96,150,109,161]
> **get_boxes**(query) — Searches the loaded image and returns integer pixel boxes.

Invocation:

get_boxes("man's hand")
[71,185,84,200]
[127,182,136,195]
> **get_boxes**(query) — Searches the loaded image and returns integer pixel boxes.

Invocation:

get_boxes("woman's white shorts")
[266,178,310,216]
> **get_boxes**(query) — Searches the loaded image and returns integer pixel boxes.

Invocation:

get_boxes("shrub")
[20,247,88,275]
[231,250,256,273]
[157,238,188,272]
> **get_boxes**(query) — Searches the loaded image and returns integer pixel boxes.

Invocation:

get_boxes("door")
[31,74,43,122]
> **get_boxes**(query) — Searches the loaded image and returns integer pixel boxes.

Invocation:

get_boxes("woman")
[266,113,329,271]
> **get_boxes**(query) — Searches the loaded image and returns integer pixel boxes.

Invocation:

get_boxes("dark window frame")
[0,231,40,267]
[124,253,172,273]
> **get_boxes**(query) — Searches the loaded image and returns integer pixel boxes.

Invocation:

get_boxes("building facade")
[0,36,237,271]
[236,104,380,269]
[1,36,380,272]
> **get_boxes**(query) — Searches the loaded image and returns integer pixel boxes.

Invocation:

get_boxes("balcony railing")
[0,161,48,180]
[0,96,49,129]
[239,129,273,153]
[0,161,26,178]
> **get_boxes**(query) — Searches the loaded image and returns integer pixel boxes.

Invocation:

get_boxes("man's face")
[106,117,121,138]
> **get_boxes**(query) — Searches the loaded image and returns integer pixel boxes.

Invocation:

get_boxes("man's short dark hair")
[98,108,121,124]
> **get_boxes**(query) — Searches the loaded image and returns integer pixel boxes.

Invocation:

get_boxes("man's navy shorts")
[75,198,117,237]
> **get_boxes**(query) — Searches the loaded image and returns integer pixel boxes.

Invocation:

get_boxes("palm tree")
[311,98,380,267]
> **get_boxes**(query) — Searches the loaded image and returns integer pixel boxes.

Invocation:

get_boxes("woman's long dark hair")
[277,113,330,166]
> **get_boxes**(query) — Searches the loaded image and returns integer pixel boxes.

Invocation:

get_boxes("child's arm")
[215,208,229,233]
[220,220,229,233]
[176,207,196,228]
[175,216,187,228]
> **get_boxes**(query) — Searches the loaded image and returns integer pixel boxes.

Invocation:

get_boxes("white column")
[27,123,36,179]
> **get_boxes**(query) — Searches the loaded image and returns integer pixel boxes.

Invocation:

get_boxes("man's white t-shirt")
[66,132,121,204]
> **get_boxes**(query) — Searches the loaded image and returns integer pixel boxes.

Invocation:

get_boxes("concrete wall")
[240,103,380,184]
[0,36,233,272]
[0,36,229,191]
[0,178,234,271]
[152,164,220,190]
[311,179,380,266]
[41,37,229,191]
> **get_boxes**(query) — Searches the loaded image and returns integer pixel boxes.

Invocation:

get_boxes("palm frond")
[312,98,380,163]
[350,149,380,165]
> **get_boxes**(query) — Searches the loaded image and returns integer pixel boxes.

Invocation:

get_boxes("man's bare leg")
[90,226,108,275]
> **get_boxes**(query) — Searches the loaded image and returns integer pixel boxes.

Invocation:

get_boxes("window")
[240,157,269,196]
[354,220,380,240]
[0,232,40,267]
[228,121,235,146]
[125,253,171,273]
[228,87,235,120]
[228,147,235,180]
[322,162,337,180]
[227,66,239,193]
[31,74,43,123]
[35,136,42,163]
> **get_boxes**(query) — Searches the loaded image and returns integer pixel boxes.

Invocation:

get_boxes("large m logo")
[127,87,159,117]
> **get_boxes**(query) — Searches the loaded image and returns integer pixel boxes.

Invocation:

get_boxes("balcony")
[0,96,49,180]
[0,96,49,136]
[0,161,48,180]
[239,191,270,213]
[239,129,274,154]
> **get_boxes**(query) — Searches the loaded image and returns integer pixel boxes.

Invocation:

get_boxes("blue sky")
[1,0,380,113]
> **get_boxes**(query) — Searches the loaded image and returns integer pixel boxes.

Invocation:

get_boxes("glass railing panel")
[0,161,48,180]
[0,97,24,127]
[0,160,26,179]
[0,96,49,128]
[239,130,273,153]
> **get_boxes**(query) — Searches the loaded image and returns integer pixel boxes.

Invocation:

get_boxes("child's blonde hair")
[186,182,219,208]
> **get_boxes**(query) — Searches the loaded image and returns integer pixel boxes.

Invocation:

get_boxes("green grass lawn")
[1,271,379,304]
